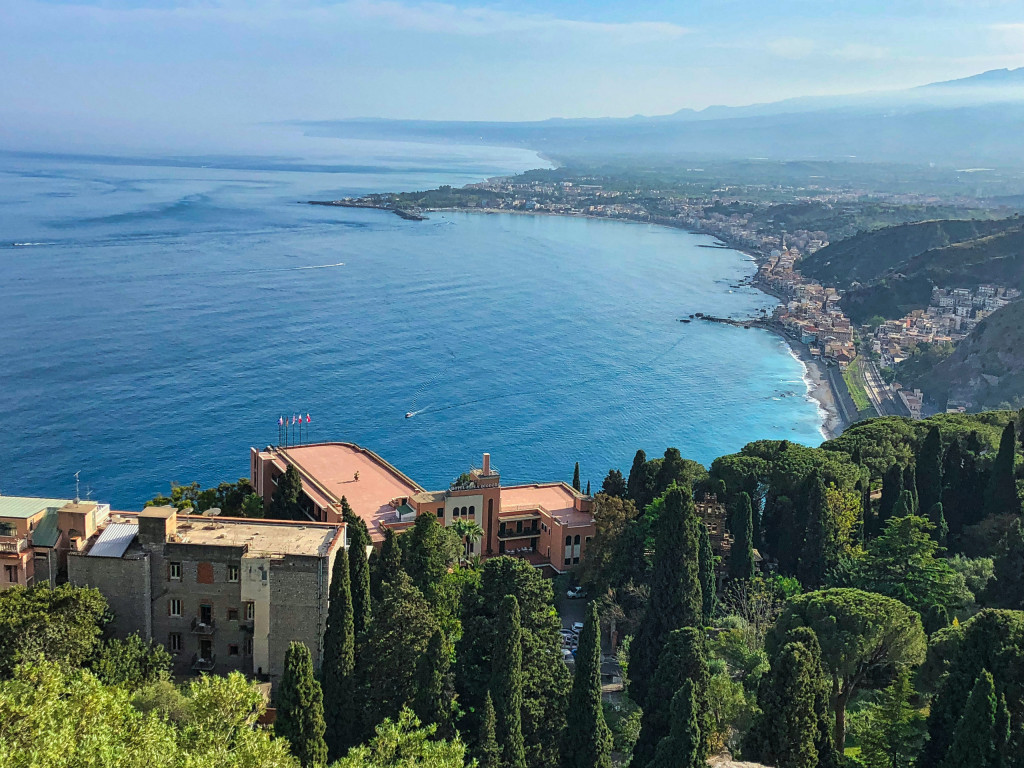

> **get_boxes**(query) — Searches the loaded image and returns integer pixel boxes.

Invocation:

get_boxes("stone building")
[69,506,344,686]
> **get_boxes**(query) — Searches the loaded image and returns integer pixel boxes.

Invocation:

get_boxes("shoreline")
[342,203,848,440]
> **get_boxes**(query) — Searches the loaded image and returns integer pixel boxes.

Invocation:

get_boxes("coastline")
[349,203,849,441]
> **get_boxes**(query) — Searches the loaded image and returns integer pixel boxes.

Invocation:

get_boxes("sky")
[2,0,1024,152]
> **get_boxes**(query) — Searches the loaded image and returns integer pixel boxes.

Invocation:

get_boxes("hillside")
[797,217,1024,322]
[917,299,1024,410]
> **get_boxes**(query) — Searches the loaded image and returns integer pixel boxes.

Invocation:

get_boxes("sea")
[0,140,826,509]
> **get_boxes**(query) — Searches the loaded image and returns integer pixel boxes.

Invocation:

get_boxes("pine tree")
[729,492,755,580]
[632,627,710,768]
[322,544,356,759]
[903,464,919,514]
[859,668,924,768]
[572,462,581,491]
[697,519,716,624]
[626,449,647,503]
[629,486,703,706]
[650,680,703,768]
[988,517,1024,609]
[270,465,304,520]
[478,691,501,768]
[276,642,328,768]
[986,422,1021,517]
[918,426,944,518]
[560,602,612,768]
[491,595,526,768]
[413,630,454,738]
[348,519,372,636]
[942,669,998,768]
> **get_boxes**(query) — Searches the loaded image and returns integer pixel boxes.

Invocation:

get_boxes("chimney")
[138,505,177,546]
[482,453,491,475]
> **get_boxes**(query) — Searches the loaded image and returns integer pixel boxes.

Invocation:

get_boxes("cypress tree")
[903,464,919,514]
[745,640,822,768]
[654,448,686,496]
[729,492,756,581]
[988,517,1024,610]
[491,595,526,768]
[340,496,369,541]
[348,519,372,636]
[995,694,1011,768]
[856,465,871,545]
[371,527,403,603]
[413,629,454,738]
[892,489,915,520]
[986,422,1021,517]
[560,602,612,768]
[923,604,950,635]
[572,462,581,491]
[942,669,998,768]
[799,470,841,588]
[942,439,965,537]
[859,667,924,768]
[626,449,646,503]
[629,486,703,706]
[877,463,904,534]
[585,480,590,496]
[918,426,944,518]
[322,544,355,759]
[650,680,703,768]
[478,691,501,768]
[632,627,710,768]
[697,519,716,624]
[927,501,948,545]
[601,469,627,497]
[276,642,328,768]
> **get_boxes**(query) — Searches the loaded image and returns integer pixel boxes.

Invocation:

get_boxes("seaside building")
[251,444,596,574]
[0,495,110,589]
[68,506,344,686]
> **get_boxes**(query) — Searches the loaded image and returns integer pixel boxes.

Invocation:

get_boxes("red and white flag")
[305,413,311,423]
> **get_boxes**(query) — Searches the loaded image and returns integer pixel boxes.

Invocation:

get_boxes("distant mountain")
[297,69,1024,168]
[796,217,1024,322]
[920,299,1024,410]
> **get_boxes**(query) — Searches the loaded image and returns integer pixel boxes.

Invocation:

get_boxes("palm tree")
[451,518,484,561]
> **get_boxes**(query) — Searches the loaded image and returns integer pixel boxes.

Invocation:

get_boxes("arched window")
[573,535,581,564]
[565,536,572,546]
[469,505,475,516]
[462,506,468,516]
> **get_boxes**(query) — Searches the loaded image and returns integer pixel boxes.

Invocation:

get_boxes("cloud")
[764,38,891,62]
[765,37,818,60]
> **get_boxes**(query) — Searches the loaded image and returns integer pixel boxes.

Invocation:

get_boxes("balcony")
[191,654,216,672]
[498,527,540,540]
[190,617,216,635]
[0,536,29,555]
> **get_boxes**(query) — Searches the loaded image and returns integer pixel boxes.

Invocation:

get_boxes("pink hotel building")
[251,443,597,573]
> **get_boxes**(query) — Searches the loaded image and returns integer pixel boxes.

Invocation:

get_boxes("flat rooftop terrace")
[105,514,343,557]
[272,443,423,542]
[500,483,592,527]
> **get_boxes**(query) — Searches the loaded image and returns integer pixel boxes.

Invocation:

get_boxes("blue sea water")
[0,142,825,508]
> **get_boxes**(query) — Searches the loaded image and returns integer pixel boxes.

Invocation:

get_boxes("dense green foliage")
[332,709,469,768]
[322,544,356,759]
[729,492,756,581]
[275,642,327,768]
[146,478,262,517]
[560,602,612,768]
[270,465,306,520]
[491,595,526,768]
[91,634,172,688]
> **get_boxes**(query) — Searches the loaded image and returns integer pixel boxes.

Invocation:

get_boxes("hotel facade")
[251,443,597,574]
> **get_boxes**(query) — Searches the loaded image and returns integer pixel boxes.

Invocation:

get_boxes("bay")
[0,141,825,508]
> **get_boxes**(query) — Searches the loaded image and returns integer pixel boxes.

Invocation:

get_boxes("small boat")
[680,319,691,323]
[405,412,414,419]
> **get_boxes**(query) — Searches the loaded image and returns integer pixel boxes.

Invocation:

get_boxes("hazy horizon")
[4,0,1024,155]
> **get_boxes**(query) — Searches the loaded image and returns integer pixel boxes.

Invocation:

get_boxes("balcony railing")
[191,617,216,635]
[0,536,29,554]
[191,654,216,672]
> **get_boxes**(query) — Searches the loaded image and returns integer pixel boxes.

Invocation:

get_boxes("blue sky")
[2,0,1024,151]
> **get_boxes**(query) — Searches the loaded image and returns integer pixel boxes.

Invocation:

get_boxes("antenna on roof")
[74,471,81,504]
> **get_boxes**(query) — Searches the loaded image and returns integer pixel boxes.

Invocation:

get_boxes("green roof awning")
[31,509,61,548]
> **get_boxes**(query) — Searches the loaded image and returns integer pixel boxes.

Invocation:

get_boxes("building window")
[468,505,475,516]
[169,562,181,580]
[436,508,444,518]
[227,608,239,622]
[168,633,182,653]
[4,565,18,583]
[245,602,255,621]
[0,522,16,536]
[244,638,253,656]
[227,565,239,583]
[169,599,182,617]
[573,534,581,564]
[228,644,240,656]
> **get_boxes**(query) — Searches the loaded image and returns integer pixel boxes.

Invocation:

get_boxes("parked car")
[566,586,588,599]
[571,621,585,634]
[561,648,574,662]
